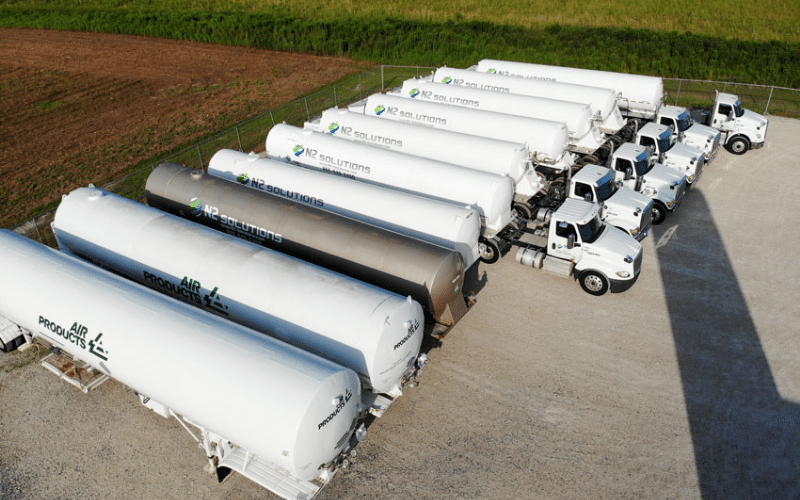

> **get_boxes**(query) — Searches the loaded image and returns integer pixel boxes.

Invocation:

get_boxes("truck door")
[549,220,583,262]
[573,181,595,203]
[713,102,734,131]
[658,116,677,140]
[612,158,637,191]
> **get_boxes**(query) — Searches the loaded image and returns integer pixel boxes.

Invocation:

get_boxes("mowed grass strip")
[1,7,799,87]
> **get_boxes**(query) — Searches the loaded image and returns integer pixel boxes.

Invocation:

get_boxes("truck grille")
[637,204,653,240]
[634,248,643,276]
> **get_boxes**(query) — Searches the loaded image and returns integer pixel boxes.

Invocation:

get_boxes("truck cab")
[608,143,687,225]
[656,105,721,162]
[513,198,643,295]
[568,164,653,241]
[636,122,705,184]
[700,92,769,155]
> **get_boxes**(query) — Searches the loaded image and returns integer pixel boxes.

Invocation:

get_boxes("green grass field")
[2,1,799,87]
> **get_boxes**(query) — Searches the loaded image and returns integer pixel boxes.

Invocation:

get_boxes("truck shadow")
[653,191,799,499]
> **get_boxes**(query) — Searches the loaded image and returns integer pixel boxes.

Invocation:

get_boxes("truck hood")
[606,187,652,214]
[738,109,770,132]
[661,142,704,181]
[584,225,642,265]
[684,123,721,161]
[641,164,687,201]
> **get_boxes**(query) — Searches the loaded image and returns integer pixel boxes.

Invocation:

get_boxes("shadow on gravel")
[654,190,799,500]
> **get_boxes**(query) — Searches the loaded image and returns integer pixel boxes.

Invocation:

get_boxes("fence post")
[675,79,683,105]
[236,125,243,152]
[33,216,44,244]
[270,111,275,126]
[196,144,204,169]
[334,84,338,107]
[765,86,775,114]
[381,65,385,90]
[359,73,363,101]
[304,97,310,120]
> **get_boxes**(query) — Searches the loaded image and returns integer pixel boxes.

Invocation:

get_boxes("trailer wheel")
[725,136,750,155]
[479,238,501,264]
[579,270,609,296]
[512,202,533,220]
[651,201,667,225]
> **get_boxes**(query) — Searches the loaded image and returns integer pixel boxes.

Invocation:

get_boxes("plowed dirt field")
[0,28,372,228]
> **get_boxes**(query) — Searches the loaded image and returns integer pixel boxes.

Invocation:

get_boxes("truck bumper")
[752,141,766,150]
[610,274,639,294]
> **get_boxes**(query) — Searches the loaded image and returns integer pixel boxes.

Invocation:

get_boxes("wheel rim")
[583,275,605,292]
[653,206,663,222]
[480,242,496,260]
[732,140,747,153]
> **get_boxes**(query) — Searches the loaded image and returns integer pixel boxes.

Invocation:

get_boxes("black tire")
[579,270,609,296]
[651,201,667,225]
[479,238,501,264]
[725,136,750,155]
[512,202,533,220]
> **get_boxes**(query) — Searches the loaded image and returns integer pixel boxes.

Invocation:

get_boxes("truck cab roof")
[554,198,601,225]
[614,142,651,163]
[572,164,614,186]
[658,105,690,120]
[638,122,672,139]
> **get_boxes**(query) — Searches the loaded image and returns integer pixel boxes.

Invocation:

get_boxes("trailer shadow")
[653,191,799,499]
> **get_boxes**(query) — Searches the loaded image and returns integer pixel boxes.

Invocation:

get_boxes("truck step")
[40,350,110,394]
[218,448,325,500]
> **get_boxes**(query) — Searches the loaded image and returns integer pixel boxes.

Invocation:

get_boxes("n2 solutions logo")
[188,197,204,217]
[327,122,340,134]
[374,104,386,116]
[236,173,249,184]
[486,68,497,74]
[441,76,453,84]
[408,88,421,98]
[292,145,305,157]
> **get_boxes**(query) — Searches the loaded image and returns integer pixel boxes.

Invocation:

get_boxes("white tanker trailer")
[52,186,425,403]
[265,124,516,263]
[397,78,606,154]
[145,163,469,330]
[475,59,664,120]
[304,108,547,214]
[0,229,363,500]
[428,66,628,135]
[208,149,482,268]
[349,92,577,178]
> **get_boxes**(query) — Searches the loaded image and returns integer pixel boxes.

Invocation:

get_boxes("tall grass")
[1,8,799,87]
[2,0,799,43]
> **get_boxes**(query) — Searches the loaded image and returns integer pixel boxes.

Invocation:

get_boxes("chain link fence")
[11,68,799,246]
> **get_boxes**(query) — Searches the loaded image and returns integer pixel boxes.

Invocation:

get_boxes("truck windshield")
[676,113,692,132]
[595,178,615,201]
[734,101,744,117]
[577,216,605,243]
[657,132,673,152]
[634,156,651,176]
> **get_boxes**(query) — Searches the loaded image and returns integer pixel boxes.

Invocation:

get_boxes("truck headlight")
[667,200,676,208]
[616,271,631,278]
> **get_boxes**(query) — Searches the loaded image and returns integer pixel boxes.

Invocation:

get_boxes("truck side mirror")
[624,167,633,181]
[584,192,593,202]
[567,234,575,249]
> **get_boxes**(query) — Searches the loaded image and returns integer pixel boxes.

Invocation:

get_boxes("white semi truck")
[474,59,764,157]
[635,122,705,184]
[511,198,643,295]
[606,143,688,225]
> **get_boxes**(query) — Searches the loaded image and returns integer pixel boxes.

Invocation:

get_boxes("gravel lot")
[1,117,798,500]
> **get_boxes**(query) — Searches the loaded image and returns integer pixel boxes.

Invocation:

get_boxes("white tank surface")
[0,229,361,483]
[209,149,482,268]
[476,59,664,120]
[305,108,542,200]
[429,66,627,134]
[397,78,606,154]
[265,123,514,238]
[350,93,576,178]
[51,187,425,397]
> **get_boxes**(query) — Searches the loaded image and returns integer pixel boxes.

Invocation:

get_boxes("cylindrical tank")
[475,59,664,120]
[351,93,577,179]
[265,124,514,236]
[429,66,627,134]
[397,78,606,154]
[208,149,482,268]
[308,107,533,182]
[145,163,468,327]
[0,229,361,482]
[52,187,425,395]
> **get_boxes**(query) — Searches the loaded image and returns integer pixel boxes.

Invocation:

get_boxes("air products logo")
[486,68,497,74]
[188,197,203,217]
[236,173,249,184]
[408,88,420,98]
[293,145,305,157]
[328,122,340,134]
[441,76,453,84]
[374,104,385,115]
